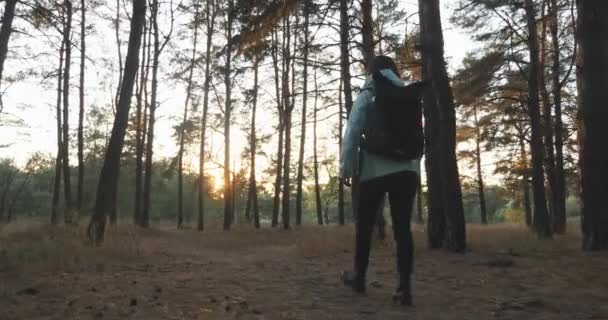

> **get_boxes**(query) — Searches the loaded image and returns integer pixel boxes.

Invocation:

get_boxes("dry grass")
[0,222,592,276]
[0,223,144,274]
[1,222,607,320]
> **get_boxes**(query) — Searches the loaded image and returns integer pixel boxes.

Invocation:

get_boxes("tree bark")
[247,56,261,229]
[280,18,292,230]
[539,5,558,223]
[0,170,15,222]
[550,0,566,234]
[231,169,237,224]
[198,0,216,232]
[281,113,292,229]
[0,0,18,112]
[420,0,466,252]
[52,40,65,225]
[134,20,148,226]
[114,0,123,109]
[313,66,323,225]
[295,0,310,227]
[474,105,488,224]
[575,0,585,236]
[223,0,235,230]
[419,10,444,248]
[524,0,552,238]
[339,0,353,225]
[142,0,164,228]
[519,133,533,227]
[337,78,346,226]
[361,0,374,67]
[87,0,146,244]
[77,0,86,214]
[271,29,283,228]
[177,4,199,229]
[580,0,608,251]
[62,0,74,224]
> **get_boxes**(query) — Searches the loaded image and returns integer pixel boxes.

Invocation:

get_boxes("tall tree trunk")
[575,0,589,234]
[280,17,292,230]
[281,112,292,228]
[114,0,123,109]
[223,0,235,231]
[231,169,237,224]
[271,29,283,228]
[77,0,86,214]
[339,0,354,225]
[198,0,216,231]
[142,0,161,228]
[177,4,199,229]
[51,41,65,225]
[539,5,558,222]
[337,79,346,226]
[62,0,74,224]
[519,132,533,227]
[295,1,310,227]
[360,0,374,67]
[246,56,260,228]
[134,20,148,225]
[419,12,444,248]
[324,202,330,225]
[87,0,145,244]
[313,65,323,225]
[353,0,371,224]
[474,105,488,224]
[0,0,17,109]
[524,0,552,238]
[272,120,284,227]
[550,0,566,234]
[580,0,608,251]
[0,171,15,222]
[575,0,585,234]
[420,0,466,252]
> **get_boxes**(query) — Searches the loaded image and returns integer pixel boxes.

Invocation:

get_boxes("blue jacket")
[340,69,421,182]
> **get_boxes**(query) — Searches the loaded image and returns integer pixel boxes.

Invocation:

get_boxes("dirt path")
[1,225,607,319]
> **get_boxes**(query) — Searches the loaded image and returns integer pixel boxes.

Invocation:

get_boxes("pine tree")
[88,0,146,244]
[295,0,310,227]
[198,0,218,231]
[579,0,608,251]
[0,0,18,111]
[61,0,74,224]
[52,38,66,225]
[177,1,200,229]
[524,0,552,238]
[420,0,466,251]
[223,0,236,230]
[77,0,86,214]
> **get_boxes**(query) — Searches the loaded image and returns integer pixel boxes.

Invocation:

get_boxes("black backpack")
[361,72,427,161]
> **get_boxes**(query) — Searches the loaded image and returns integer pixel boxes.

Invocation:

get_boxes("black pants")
[354,170,418,282]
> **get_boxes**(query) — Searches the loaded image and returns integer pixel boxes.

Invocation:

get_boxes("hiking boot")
[340,270,366,293]
[392,279,412,306]
[392,288,412,306]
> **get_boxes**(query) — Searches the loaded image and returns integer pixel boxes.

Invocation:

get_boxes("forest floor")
[1,222,607,320]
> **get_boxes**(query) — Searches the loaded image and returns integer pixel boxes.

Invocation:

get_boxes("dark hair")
[368,55,400,78]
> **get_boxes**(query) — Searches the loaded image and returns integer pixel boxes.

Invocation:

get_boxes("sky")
[0,0,486,186]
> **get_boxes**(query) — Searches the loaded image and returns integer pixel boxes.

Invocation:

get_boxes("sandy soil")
[1,223,607,320]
